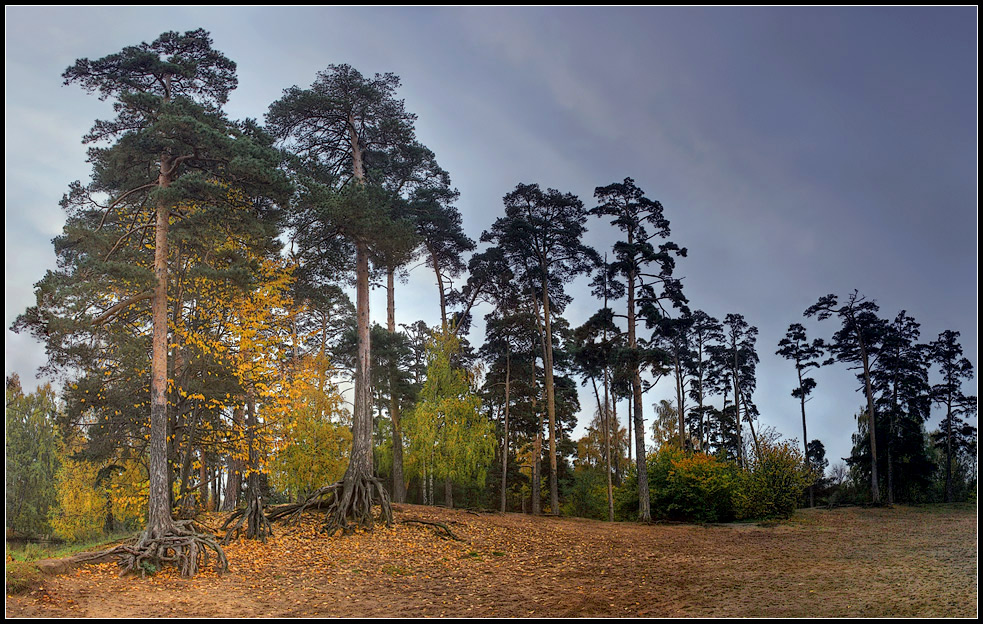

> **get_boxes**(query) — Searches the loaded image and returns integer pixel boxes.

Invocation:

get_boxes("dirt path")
[5,504,977,618]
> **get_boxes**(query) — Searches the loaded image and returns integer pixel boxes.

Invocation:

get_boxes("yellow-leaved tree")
[404,329,495,508]
[269,350,351,502]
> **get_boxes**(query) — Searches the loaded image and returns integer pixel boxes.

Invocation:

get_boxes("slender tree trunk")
[945,398,954,503]
[222,404,244,511]
[887,373,898,505]
[444,477,453,509]
[501,349,511,513]
[732,338,743,469]
[627,261,650,522]
[431,249,448,330]
[541,284,560,515]
[612,394,621,482]
[675,354,686,449]
[591,374,615,523]
[603,369,614,522]
[626,396,632,464]
[696,346,706,452]
[199,448,208,512]
[177,414,198,517]
[387,267,406,503]
[532,429,542,515]
[797,366,813,507]
[857,336,880,504]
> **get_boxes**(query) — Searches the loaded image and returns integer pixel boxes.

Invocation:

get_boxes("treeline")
[8,29,976,551]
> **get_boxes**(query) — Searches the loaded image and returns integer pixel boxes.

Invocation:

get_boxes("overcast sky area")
[5,6,978,468]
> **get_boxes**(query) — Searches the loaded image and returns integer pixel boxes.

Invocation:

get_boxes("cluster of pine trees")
[7,29,976,573]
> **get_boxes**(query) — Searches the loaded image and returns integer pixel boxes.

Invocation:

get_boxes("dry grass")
[5,503,977,618]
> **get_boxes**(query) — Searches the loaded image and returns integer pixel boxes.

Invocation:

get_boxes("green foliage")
[656,449,738,523]
[562,468,608,520]
[404,330,495,489]
[734,440,813,520]
[615,443,810,523]
[5,378,62,538]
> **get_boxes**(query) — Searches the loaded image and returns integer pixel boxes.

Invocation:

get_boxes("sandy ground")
[5,503,977,618]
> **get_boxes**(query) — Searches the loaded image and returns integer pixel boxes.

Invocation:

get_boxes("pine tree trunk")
[627,261,650,522]
[387,267,406,503]
[432,249,448,330]
[675,355,686,449]
[542,284,559,515]
[733,338,743,469]
[501,351,511,513]
[945,399,953,503]
[858,337,880,504]
[798,367,813,507]
[603,369,614,522]
[147,160,174,538]
[351,240,374,482]
[222,405,244,512]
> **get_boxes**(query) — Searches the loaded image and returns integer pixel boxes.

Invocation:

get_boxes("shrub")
[734,440,813,520]
[562,468,608,520]
[614,447,738,523]
[658,452,738,523]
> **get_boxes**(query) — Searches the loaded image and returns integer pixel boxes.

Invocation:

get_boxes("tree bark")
[857,331,880,504]
[147,156,174,538]
[675,353,686,449]
[501,349,511,513]
[387,267,406,503]
[603,368,614,522]
[797,365,813,507]
[732,336,743,469]
[351,240,373,481]
[627,257,650,522]
[222,405,244,512]
[541,282,560,515]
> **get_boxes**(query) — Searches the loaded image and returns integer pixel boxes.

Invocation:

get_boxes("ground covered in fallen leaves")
[5,503,977,618]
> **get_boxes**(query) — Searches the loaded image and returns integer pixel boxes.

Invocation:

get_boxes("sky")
[5,6,978,469]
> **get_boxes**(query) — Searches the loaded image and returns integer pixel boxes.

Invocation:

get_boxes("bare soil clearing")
[5,504,977,618]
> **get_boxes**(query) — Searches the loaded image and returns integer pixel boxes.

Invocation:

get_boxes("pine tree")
[266,64,424,532]
[806,291,888,504]
[15,29,287,575]
[776,322,825,505]
[481,183,599,515]
[590,177,687,521]
[928,330,977,502]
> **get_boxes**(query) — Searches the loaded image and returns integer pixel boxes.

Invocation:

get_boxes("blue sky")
[5,6,977,467]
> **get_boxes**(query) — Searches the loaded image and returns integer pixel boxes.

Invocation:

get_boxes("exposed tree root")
[401,518,463,541]
[109,520,228,578]
[220,489,273,544]
[268,475,393,536]
[267,483,343,524]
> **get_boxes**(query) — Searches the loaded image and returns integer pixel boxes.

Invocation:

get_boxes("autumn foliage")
[733,440,813,520]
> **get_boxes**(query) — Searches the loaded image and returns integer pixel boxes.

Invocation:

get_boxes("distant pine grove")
[7,30,976,566]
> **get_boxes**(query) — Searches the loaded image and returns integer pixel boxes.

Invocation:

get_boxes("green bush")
[562,468,608,519]
[657,451,738,523]
[614,447,737,523]
[734,440,813,520]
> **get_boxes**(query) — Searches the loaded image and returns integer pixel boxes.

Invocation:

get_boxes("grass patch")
[381,564,411,576]
[5,560,43,595]
[6,531,136,563]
